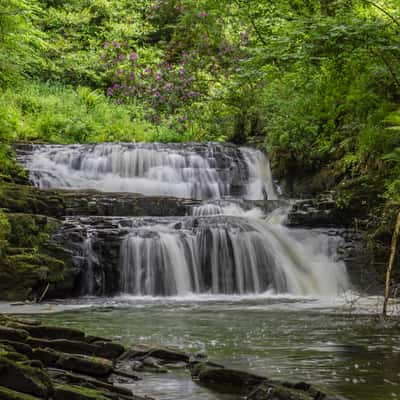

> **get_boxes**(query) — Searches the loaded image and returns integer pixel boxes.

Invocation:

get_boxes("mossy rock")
[0,386,41,400]
[0,183,65,217]
[7,213,61,249]
[0,344,28,362]
[0,252,65,301]
[56,354,113,378]
[0,212,77,301]
[0,356,52,398]
[0,327,29,343]
[53,384,110,400]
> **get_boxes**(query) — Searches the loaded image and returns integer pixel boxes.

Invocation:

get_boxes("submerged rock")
[190,362,350,400]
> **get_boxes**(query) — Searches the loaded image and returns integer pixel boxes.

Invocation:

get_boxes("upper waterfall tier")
[18,142,277,200]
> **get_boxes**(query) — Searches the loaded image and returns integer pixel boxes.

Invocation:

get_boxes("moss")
[0,386,41,400]
[0,210,77,301]
[0,145,29,186]
[0,208,10,257]
[7,214,61,249]
[0,251,67,301]
[0,183,65,217]
[0,344,28,362]
[54,384,110,400]
[0,356,52,398]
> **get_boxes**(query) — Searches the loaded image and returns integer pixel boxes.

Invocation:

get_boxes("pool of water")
[3,294,400,400]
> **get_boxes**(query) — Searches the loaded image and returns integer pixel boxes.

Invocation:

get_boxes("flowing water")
[3,296,399,400]
[14,142,400,400]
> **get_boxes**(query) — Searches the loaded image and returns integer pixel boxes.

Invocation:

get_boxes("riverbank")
[1,295,400,400]
[0,313,353,400]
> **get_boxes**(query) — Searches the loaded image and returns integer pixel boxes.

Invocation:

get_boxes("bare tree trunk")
[383,210,400,316]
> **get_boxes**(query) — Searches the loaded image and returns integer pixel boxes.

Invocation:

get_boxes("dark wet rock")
[92,341,125,360]
[130,361,144,372]
[121,345,190,364]
[25,337,124,361]
[140,357,169,373]
[146,348,190,363]
[285,193,339,228]
[47,368,134,397]
[0,327,29,343]
[0,356,52,398]
[53,384,109,400]
[0,386,42,400]
[0,340,33,358]
[21,325,85,341]
[85,335,112,343]
[163,361,187,369]
[27,338,102,358]
[190,363,351,400]
[32,347,60,366]
[248,382,350,400]
[191,362,267,391]
[56,354,113,378]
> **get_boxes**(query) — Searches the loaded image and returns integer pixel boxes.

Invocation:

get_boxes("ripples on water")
[3,294,400,400]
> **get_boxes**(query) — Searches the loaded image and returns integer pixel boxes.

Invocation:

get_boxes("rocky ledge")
[0,315,349,400]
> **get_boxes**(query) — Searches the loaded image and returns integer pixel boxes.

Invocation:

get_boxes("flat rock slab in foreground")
[0,315,350,400]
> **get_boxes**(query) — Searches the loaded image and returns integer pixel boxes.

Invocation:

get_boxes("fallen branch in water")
[383,210,400,316]
[37,282,50,303]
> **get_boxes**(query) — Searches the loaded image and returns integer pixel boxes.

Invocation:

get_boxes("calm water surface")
[8,294,400,400]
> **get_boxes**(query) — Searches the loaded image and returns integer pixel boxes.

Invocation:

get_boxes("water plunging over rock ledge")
[11,141,355,299]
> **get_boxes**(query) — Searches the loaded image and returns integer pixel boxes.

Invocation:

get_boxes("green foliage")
[0,0,399,205]
[0,81,180,143]
[0,0,46,85]
[0,209,10,257]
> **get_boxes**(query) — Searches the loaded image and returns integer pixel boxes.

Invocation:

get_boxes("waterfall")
[17,142,350,297]
[118,216,349,296]
[22,142,275,200]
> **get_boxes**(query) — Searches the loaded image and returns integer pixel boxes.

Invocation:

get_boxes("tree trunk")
[383,210,400,316]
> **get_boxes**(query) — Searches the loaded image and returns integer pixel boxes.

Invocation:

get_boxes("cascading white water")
[23,143,276,200]
[119,215,349,296]
[18,142,350,297]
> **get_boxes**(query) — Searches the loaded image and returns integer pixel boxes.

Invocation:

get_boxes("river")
[2,294,399,400]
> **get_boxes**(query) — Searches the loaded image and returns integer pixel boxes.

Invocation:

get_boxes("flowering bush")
[101,0,244,126]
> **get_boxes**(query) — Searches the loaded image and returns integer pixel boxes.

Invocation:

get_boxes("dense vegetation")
[0,0,400,287]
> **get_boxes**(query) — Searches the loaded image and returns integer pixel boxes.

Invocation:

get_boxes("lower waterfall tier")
[55,214,350,297]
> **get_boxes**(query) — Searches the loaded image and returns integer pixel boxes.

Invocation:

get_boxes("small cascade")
[82,231,102,295]
[16,141,351,298]
[21,142,275,200]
